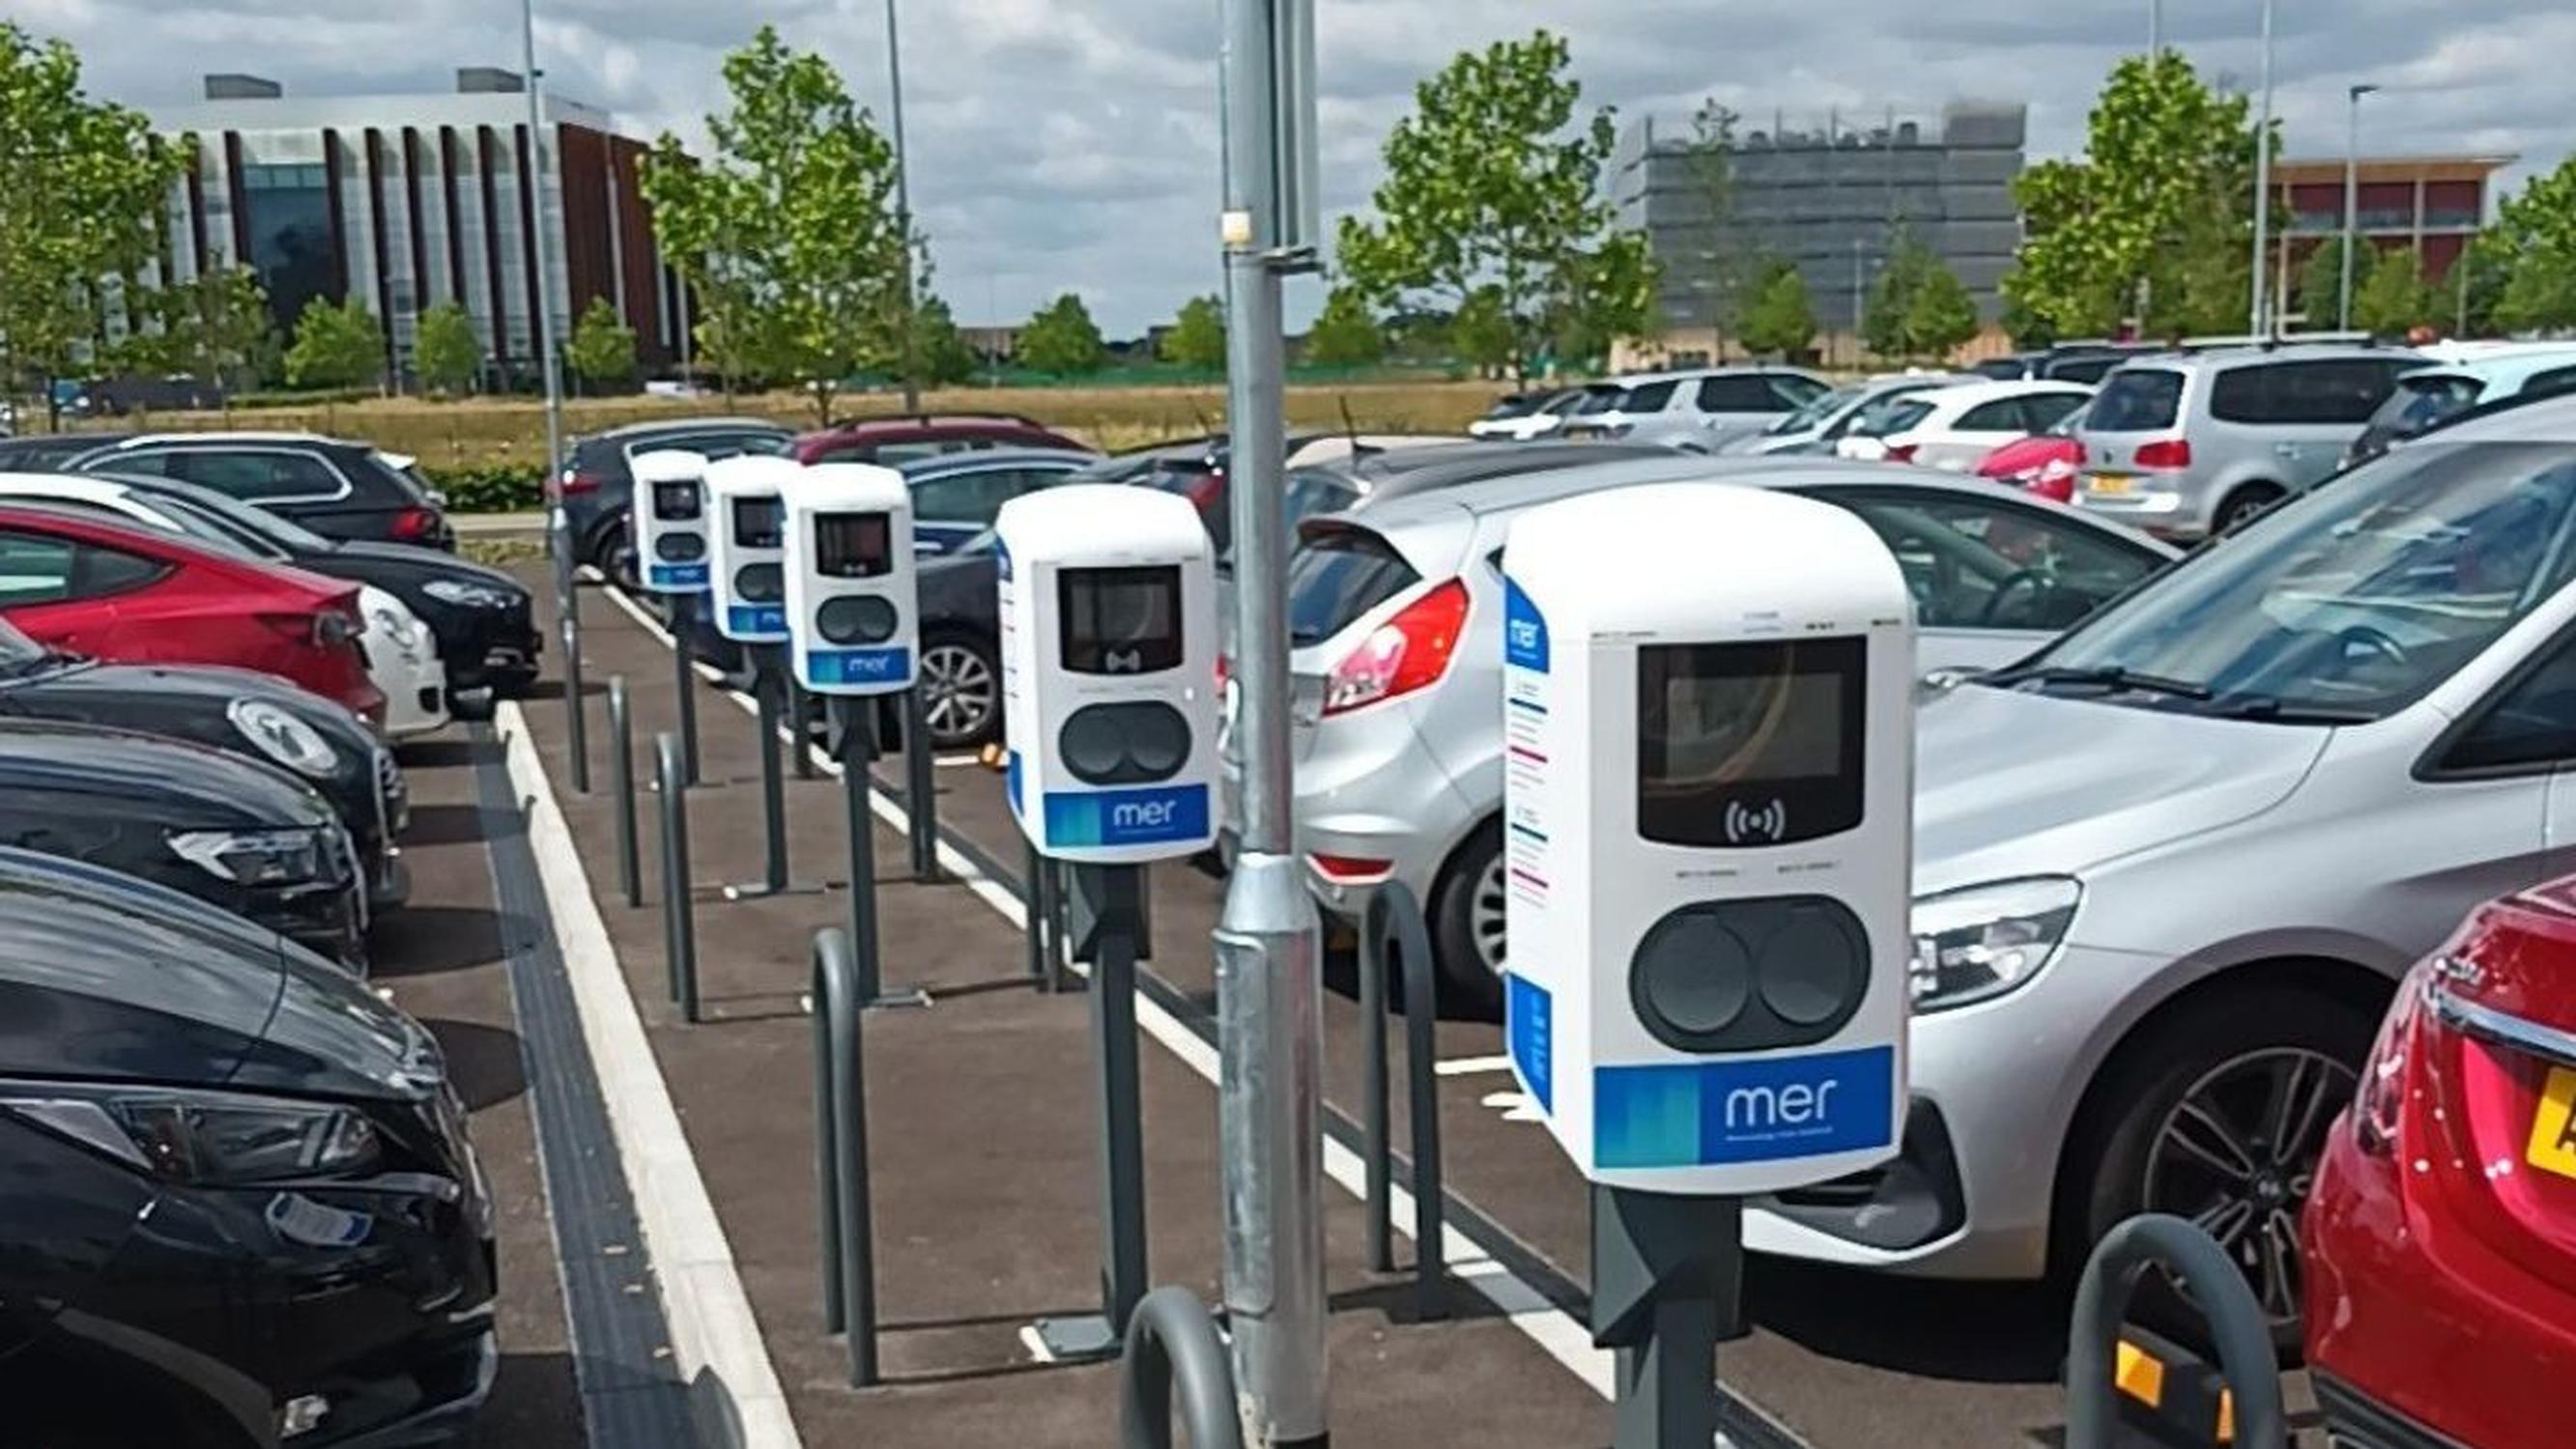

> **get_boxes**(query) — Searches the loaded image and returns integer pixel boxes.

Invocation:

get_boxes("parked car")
[0,481,450,737]
[2342,344,2576,469]
[787,412,1085,468]
[1834,380,2094,470]
[0,719,367,964]
[1970,353,2047,382]
[1556,367,1832,449]
[1230,454,2176,1004]
[2305,878,2576,1449]
[62,433,455,549]
[1818,394,2576,1333]
[2038,342,2166,384]
[1713,373,1973,458]
[0,846,493,1445]
[0,615,408,911]
[1468,387,1588,441]
[558,416,795,583]
[902,447,1100,555]
[0,430,134,471]
[1975,401,2090,503]
[0,505,383,726]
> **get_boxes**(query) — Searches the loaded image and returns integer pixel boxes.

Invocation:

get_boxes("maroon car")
[788,412,1085,467]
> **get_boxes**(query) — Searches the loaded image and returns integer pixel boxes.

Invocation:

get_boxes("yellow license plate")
[2088,472,2135,497]
[2529,1066,2576,1180]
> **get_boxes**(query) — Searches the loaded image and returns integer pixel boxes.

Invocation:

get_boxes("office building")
[2268,153,2512,319]
[146,69,684,387]
[1611,102,2027,364]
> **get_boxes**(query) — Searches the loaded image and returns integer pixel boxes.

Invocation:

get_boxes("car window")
[1817,490,2161,631]
[1972,358,2027,381]
[1619,380,1680,413]
[2211,359,2397,426]
[1850,397,1934,439]
[1287,526,1420,646]
[0,530,74,605]
[1765,384,1861,437]
[2375,374,2483,438]
[910,467,1040,526]
[1956,400,2029,433]
[1571,387,1625,416]
[75,544,163,596]
[166,448,345,501]
[2020,393,2088,432]
[2522,366,2576,404]
[1771,375,1830,407]
[1695,375,1781,412]
[97,449,177,477]
[2442,632,2576,773]
[2090,368,2185,431]
[672,431,787,462]
[873,440,951,466]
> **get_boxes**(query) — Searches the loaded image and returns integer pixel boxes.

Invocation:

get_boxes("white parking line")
[1434,1054,1514,1077]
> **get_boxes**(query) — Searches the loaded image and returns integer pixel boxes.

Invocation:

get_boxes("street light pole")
[884,0,920,412]
[2340,83,2379,332]
[522,0,568,618]
[2247,0,2277,337]
[2149,0,2162,55]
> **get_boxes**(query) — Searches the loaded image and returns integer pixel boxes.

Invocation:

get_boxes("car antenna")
[1338,394,1379,462]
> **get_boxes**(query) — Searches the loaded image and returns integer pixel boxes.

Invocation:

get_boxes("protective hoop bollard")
[655,732,701,1023]
[608,677,641,908]
[1360,880,1447,1319]
[1116,1287,1244,1449]
[560,613,590,793]
[667,592,701,786]
[2064,1214,2286,1449]
[812,926,880,1388]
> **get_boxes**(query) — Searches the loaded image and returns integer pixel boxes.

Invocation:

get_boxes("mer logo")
[727,603,788,638]
[806,645,912,689]
[1593,1044,1894,1170]
[1503,577,1549,673]
[647,561,710,591]
[1042,783,1211,850]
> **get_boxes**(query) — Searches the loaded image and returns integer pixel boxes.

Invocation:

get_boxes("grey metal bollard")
[811,926,880,1388]
[668,591,701,786]
[1116,1287,1245,1449]
[2065,1215,2286,1449]
[903,687,939,881]
[656,733,700,1023]
[790,677,819,780]
[1024,838,1051,987]
[1358,892,1393,1275]
[560,613,590,793]
[1364,881,1447,1319]
[608,677,641,907]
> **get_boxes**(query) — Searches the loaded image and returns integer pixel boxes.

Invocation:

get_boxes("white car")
[1837,380,2095,472]
[1468,388,1587,442]
[0,473,450,738]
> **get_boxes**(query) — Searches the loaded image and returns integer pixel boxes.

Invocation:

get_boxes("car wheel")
[1428,821,1506,1013]
[2067,985,2377,1352]
[918,635,1002,751]
[2214,483,2285,535]
[591,520,639,591]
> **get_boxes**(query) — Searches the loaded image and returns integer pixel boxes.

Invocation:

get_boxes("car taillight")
[2354,971,2422,1157]
[1323,578,1469,717]
[2033,457,2078,503]
[1308,854,1394,886]
[1215,653,1230,692]
[2133,439,2192,469]
[389,506,441,542]
[1184,471,1223,511]
[1883,442,1919,464]
[558,469,605,497]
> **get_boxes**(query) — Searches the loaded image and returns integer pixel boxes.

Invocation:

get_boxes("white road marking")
[499,703,801,1449]
[1434,1054,1514,1077]
[1480,1091,1547,1123]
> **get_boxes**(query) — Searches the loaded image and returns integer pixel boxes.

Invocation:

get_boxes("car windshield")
[150,495,291,560]
[1767,384,1861,436]
[0,618,54,676]
[1993,440,2576,723]
[142,481,333,552]
[2376,374,2484,439]
[1572,386,1628,416]
[1849,397,1934,440]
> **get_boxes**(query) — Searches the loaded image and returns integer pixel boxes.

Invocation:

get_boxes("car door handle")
[2275,442,2302,457]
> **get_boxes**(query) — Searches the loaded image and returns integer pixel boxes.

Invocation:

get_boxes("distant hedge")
[421,462,547,513]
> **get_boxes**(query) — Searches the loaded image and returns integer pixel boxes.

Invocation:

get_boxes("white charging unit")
[782,463,917,696]
[995,484,1217,864]
[1501,482,1913,1197]
[630,449,712,594]
[704,454,801,643]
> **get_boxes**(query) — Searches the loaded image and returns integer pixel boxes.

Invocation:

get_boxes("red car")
[1975,432,2082,502]
[2305,877,2576,1449]
[0,505,383,724]
[787,412,1085,466]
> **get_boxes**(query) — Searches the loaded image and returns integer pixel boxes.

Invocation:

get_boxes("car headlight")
[1,1086,380,1184]
[1909,877,2079,1011]
[229,697,341,778]
[423,579,517,610]
[169,827,326,886]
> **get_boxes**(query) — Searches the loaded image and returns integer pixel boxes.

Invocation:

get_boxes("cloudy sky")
[23,0,2576,334]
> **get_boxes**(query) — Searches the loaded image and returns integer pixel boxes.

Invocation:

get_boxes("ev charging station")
[995,483,1216,1358]
[1502,483,1913,1449]
[705,452,816,898]
[629,449,710,782]
[782,463,927,1008]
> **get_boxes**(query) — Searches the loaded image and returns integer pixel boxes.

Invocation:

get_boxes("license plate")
[2087,472,2135,497]
[2529,1065,2576,1181]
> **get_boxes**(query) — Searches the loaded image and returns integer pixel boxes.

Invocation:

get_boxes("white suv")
[1557,367,1831,451]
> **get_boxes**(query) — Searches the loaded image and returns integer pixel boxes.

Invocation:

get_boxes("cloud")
[22,0,2576,333]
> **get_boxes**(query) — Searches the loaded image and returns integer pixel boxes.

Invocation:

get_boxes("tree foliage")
[1018,293,1105,375]
[2481,156,2576,334]
[1734,258,1816,359]
[1304,286,1386,367]
[414,300,481,396]
[1861,230,1933,358]
[639,25,908,425]
[1905,263,1982,358]
[2350,247,2435,336]
[129,265,272,398]
[2296,242,2355,330]
[0,23,186,412]
[914,295,978,386]
[1160,295,1226,371]
[1675,99,1757,355]
[2003,52,2262,341]
[282,297,386,389]
[1335,31,1656,384]
[564,295,638,388]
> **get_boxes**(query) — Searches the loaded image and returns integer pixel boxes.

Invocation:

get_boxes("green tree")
[1999,292,2058,350]
[1304,285,1386,367]
[914,295,978,386]
[1161,295,1226,371]
[130,265,272,407]
[0,23,186,425]
[2479,157,2576,334]
[564,295,638,391]
[1862,230,1934,358]
[281,297,385,389]
[1735,258,1817,359]
[639,25,907,425]
[414,299,481,396]
[1675,99,1755,356]
[1336,31,1657,385]
[1446,287,1517,374]
[1905,262,1982,358]
[2003,52,2263,342]
[2350,247,2435,336]
[1018,293,1105,375]
[2296,242,2350,330]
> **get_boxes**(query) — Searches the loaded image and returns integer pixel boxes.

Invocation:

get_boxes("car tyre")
[591,519,640,592]
[2213,483,2286,536]
[2063,983,2379,1355]
[1428,820,1506,1014]
[918,632,1003,751]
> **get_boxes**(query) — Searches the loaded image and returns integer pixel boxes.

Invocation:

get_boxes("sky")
[23,0,2576,336]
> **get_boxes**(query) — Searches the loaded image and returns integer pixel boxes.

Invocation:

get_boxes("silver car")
[1229,455,2175,1002]
[1816,395,2576,1321]
[1713,372,1973,457]
[2074,344,2425,540]
[1556,366,1831,451]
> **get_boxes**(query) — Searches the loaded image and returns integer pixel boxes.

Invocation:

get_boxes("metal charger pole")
[1213,0,1327,1437]
[1035,863,1149,1361]
[904,687,939,880]
[727,644,823,900]
[832,697,928,1010]
[668,592,701,786]
[1592,1189,1743,1449]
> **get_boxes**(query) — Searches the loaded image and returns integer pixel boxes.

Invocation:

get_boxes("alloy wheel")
[919,642,997,749]
[2140,1045,2355,1330]
[1473,852,1510,979]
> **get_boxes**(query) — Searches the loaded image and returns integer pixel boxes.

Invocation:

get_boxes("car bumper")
[375,651,449,741]
[2073,482,2205,538]
[307,1322,499,1448]
[444,611,541,696]
[1220,700,1476,922]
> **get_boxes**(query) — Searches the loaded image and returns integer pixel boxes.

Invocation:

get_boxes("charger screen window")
[1058,566,1183,675]
[815,512,892,578]
[652,480,701,521]
[731,496,782,549]
[1636,637,1866,846]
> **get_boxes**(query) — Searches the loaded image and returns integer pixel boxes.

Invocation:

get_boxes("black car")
[90,473,540,702]
[0,430,136,470]
[0,847,494,1447]
[558,416,794,581]
[60,432,456,549]
[0,619,408,910]
[0,718,367,965]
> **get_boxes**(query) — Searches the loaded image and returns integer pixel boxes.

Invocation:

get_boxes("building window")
[241,161,340,333]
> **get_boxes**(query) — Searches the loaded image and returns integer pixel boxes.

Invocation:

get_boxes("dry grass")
[52,380,1518,469]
